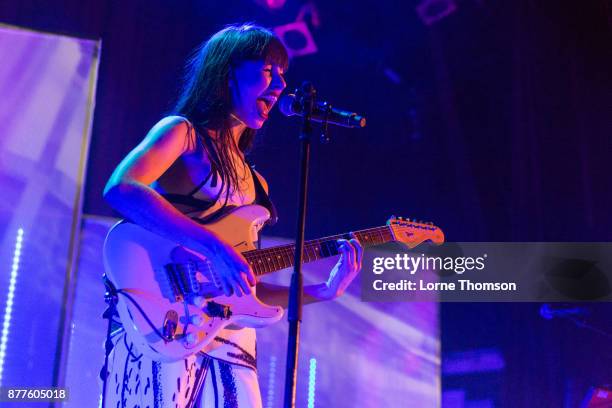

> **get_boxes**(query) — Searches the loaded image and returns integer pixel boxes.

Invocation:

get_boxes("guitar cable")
[100,274,119,408]
[100,275,202,407]
[116,290,178,343]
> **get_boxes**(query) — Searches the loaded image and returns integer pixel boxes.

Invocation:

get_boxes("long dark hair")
[173,23,288,198]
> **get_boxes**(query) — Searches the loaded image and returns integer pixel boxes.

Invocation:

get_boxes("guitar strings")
[169,224,405,281]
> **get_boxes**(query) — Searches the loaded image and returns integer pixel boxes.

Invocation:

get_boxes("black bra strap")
[186,171,213,197]
[160,194,216,212]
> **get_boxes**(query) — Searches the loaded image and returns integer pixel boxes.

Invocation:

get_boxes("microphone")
[278,93,366,128]
[540,303,590,320]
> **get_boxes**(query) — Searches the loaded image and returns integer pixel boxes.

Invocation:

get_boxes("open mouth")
[257,95,278,111]
[256,95,278,119]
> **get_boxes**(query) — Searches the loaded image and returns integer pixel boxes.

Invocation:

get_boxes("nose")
[271,71,286,92]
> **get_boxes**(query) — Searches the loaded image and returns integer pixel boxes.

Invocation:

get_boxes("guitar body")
[103,204,284,362]
[104,204,445,362]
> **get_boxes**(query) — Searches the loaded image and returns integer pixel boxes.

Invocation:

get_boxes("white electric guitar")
[103,204,444,362]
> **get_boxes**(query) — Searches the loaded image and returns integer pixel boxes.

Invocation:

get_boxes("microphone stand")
[283,82,318,408]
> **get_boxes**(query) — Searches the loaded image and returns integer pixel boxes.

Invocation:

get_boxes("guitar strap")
[247,162,278,227]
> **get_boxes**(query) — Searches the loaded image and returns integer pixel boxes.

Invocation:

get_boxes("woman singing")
[102,23,362,407]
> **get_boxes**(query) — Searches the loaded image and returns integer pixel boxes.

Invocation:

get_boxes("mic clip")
[293,82,332,144]
[319,101,331,143]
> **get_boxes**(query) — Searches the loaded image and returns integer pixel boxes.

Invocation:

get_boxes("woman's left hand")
[321,233,363,300]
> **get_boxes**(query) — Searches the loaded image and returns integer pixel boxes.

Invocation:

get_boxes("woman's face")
[230,59,287,129]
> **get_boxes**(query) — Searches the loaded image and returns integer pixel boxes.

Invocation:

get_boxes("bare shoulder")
[148,115,198,153]
[105,116,199,189]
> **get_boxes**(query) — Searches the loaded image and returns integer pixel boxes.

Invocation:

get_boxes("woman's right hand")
[204,238,257,297]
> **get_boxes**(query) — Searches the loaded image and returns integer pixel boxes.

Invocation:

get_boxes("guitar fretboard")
[242,225,394,276]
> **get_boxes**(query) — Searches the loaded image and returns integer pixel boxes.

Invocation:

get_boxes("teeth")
[260,95,277,106]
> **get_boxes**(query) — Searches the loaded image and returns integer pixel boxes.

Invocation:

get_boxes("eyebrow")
[263,63,284,73]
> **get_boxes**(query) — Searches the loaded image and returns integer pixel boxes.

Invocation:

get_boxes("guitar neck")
[242,226,394,276]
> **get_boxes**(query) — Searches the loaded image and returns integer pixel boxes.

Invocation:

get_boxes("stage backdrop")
[69,216,440,407]
[0,24,99,393]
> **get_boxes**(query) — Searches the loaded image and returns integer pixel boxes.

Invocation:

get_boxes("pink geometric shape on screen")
[273,21,318,58]
[416,0,458,26]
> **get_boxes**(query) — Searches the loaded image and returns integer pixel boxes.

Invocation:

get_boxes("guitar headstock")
[387,216,445,249]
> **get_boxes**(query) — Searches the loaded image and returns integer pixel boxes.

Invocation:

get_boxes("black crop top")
[160,162,278,227]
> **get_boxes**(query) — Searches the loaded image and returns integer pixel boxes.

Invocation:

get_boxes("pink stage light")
[416,0,458,26]
[254,0,287,10]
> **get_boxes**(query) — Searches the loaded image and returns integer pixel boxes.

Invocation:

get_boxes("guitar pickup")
[206,301,232,319]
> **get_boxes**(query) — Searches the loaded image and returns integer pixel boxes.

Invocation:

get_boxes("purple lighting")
[443,348,505,375]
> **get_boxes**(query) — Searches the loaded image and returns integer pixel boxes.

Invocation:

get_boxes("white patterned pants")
[101,331,263,408]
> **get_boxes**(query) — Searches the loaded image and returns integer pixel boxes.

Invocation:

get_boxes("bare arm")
[256,282,332,309]
[103,116,255,296]
[256,236,364,308]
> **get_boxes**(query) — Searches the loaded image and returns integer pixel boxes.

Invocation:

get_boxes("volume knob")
[190,315,204,326]
[192,296,206,308]
[184,333,197,346]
